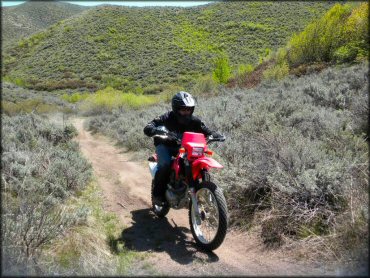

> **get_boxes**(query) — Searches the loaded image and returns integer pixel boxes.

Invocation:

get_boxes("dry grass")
[41,180,147,275]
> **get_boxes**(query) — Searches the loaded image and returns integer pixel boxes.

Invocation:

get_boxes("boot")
[153,168,169,204]
[152,195,165,206]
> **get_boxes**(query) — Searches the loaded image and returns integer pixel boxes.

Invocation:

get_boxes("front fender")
[192,157,223,180]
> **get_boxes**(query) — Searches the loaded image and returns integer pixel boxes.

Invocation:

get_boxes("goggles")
[179,107,193,112]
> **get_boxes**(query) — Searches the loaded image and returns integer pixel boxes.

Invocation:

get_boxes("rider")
[143,91,222,205]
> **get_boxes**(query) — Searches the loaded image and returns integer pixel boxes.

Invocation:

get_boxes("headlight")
[192,147,204,156]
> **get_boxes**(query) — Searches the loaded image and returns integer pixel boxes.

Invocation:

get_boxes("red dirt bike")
[148,127,228,251]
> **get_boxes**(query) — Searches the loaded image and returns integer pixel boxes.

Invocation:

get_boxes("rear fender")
[192,157,223,180]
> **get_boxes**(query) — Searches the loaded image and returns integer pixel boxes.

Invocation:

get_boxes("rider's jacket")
[143,111,213,147]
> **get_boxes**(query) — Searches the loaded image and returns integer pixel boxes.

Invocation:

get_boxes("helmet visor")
[178,107,193,116]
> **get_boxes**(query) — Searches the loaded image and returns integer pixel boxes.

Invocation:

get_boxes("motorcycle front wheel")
[189,181,228,251]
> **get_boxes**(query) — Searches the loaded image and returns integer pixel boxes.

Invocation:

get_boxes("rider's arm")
[143,112,168,137]
[199,120,213,137]
[196,117,223,138]
[193,117,216,137]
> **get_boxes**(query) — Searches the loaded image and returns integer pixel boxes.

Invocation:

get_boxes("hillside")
[87,62,369,271]
[1,2,368,275]
[1,1,89,47]
[2,1,335,92]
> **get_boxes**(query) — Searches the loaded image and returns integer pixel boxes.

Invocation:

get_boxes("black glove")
[167,131,178,141]
[154,127,168,135]
[210,132,225,142]
[211,132,222,138]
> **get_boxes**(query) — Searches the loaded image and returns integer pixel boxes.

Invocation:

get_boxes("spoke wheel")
[189,181,228,251]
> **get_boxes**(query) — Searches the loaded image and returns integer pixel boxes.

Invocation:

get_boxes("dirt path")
[71,117,340,276]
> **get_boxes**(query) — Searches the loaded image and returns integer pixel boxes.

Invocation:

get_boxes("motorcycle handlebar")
[206,135,226,144]
[153,134,182,144]
[153,133,226,144]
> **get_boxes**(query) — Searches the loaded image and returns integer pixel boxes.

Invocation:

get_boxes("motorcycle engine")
[165,180,187,209]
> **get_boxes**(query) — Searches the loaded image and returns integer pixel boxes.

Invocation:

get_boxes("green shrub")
[333,43,361,63]
[287,3,368,66]
[212,54,232,84]
[258,48,273,64]
[2,82,74,115]
[143,85,165,95]
[344,3,368,43]
[173,21,217,54]
[64,26,72,32]
[158,84,185,103]
[32,79,98,91]
[262,61,289,81]
[97,50,113,61]
[3,75,28,87]
[2,100,60,115]
[275,48,288,64]
[81,86,159,115]
[241,21,271,31]
[231,63,255,86]
[191,74,218,96]
[237,64,254,76]
[102,75,130,90]
[132,86,144,95]
[61,92,90,103]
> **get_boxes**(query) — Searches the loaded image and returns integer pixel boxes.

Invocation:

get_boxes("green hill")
[2,1,336,92]
[1,1,89,47]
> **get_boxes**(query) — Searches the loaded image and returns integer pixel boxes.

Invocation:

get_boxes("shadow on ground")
[114,208,219,265]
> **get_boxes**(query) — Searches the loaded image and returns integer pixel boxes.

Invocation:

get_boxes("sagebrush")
[2,113,92,275]
[87,62,368,260]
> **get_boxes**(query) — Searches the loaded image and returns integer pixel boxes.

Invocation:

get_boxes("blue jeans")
[153,144,179,198]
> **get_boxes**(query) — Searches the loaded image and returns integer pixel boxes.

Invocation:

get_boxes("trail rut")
[71,117,340,276]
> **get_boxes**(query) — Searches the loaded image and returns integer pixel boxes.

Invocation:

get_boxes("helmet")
[171,91,195,124]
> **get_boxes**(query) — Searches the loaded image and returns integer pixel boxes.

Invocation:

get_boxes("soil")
[226,60,273,89]
[70,117,352,276]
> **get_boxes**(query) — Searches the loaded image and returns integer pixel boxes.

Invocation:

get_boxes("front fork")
[189,187,202,225]
[184,156,202,225]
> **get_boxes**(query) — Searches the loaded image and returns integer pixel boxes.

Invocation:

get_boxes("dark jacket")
[144,111,213,147]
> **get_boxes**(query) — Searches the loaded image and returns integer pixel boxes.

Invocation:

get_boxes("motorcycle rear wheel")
[151,180,170,218]
[189,181,228,251]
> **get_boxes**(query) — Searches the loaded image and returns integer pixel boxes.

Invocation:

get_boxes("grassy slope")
[2,1,336,91]
[1,1,89,47]
[1,82,75,115]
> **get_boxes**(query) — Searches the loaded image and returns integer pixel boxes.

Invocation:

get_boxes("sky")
[2,1,212,7]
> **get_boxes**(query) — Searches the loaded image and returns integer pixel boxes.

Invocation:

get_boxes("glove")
[154,126,168,135]
[210,132,225,142]
[167,131,178,141]
[211,132,222,138]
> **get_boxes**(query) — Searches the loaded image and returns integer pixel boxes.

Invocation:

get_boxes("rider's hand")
[211,132,222,139]
[154,127,167,135]
[209,132,225,142]
[167,131,178,141]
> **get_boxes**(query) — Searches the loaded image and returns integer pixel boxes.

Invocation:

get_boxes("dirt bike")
[148,127,228,251]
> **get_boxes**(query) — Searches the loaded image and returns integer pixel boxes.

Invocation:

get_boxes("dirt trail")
[71,117,339,276]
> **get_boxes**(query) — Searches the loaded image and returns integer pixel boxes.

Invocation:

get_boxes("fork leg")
[189,188,201,225]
